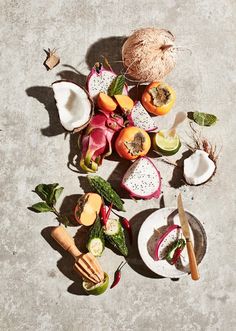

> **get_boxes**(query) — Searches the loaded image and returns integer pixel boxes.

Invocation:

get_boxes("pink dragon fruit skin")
[80,111,124,172]
[121,157,162,199]
[127,101,158,132]
[87,63,128,100]
[154,225,181,261]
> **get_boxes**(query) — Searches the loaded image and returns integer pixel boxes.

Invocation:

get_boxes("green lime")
[82,272,109,295]
[153,130,181,156]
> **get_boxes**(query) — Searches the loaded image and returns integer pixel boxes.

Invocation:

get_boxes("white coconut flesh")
[184,150,216,185]
[52,81,92,131]
[122,158,161,197]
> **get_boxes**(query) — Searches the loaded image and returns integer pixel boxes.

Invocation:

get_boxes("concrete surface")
[1,0,236,330]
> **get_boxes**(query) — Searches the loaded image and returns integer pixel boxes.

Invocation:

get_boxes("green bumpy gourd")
[105,220,128,257]
[87,175,125,211]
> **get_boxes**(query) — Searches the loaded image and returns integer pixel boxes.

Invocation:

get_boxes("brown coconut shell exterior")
[122,28,176,82]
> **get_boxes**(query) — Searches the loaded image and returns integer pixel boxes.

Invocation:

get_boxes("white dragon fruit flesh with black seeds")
[127,101,157,132]
[154,225,181,261]
[87,64,128,100]
[121,157,161,199]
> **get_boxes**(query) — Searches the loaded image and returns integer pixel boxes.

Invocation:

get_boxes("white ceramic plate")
[138,207,207,278]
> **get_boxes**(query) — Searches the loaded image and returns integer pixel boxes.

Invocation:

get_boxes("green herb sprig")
[108,75,125,96]
[29,183,69,226]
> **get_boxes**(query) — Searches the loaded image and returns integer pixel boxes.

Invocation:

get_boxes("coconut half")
[52,80,93,132]
[184,150,216,185]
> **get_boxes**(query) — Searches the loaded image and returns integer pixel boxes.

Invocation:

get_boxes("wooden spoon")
[168,112,187,137]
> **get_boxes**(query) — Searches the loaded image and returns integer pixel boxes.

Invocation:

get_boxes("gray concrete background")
[1,0,236,330]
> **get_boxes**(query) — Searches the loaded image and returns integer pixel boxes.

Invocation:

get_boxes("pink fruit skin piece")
[87,65,128,99]
[154,225,181,261]
[121,156,162,200]
[81,111,124,170]
[127,101,158,132]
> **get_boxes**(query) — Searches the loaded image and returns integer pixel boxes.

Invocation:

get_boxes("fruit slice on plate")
[153,129,181,156]
[83,272,109,295]
[52,80,93,132]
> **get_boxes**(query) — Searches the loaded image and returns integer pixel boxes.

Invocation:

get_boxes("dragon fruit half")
[127,101,157,132]
[80,110,124,172]
[87,63,128,100]
[154,224,182,261]
[121,157,162,199]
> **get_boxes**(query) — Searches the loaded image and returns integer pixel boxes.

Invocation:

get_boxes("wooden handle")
[186,240,200,281]
[51,226,81,258]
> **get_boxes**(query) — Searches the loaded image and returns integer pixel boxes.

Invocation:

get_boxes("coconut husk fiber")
[122,28,176,82]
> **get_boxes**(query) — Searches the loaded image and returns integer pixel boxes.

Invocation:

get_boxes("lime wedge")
[153,130,181,156]
[83,272,109,295]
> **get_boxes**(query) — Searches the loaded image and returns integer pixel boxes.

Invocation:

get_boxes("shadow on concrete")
[26,86,65,137]
[85,36,127,74]
[41,226,88,296]
[168,150,192,188]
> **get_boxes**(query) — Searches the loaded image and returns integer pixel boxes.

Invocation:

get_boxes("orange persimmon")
[142,82,176,116]
[97,92,117,112]
[114,95,134,114]
[115,126,151,160]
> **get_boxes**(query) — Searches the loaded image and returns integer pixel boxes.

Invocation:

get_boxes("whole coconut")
[122,28,176,82]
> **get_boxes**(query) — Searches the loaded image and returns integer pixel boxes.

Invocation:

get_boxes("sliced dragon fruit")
[154,225,182,261]
[127,101,157,132]
[121,157,161,199]
[87,63,128,100]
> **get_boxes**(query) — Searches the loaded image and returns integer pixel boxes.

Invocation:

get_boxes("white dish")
[138,207,207,278]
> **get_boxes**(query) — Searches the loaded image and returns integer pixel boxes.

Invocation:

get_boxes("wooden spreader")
[51,226,104,284]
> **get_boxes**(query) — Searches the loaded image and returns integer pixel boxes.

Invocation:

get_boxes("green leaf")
[193,112,218,126]
[108,75,125,96]
[30,202,53,213]
[34,183,60,206]
[53,187,64,204]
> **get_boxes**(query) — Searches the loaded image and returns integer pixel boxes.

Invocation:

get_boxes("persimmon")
[97,92,117,112]
[114,95,134,114]
[115,126,151,160]
[142,82,176,116]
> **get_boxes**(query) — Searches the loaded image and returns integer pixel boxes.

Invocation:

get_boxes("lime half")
[82,272,109,295]
[153,130,181,156]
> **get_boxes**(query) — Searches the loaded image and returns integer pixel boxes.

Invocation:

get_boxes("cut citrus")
[82,272,109,295]
[153,130,181,156]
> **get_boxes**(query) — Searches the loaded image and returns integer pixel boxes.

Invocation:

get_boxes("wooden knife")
[177,193,200,281]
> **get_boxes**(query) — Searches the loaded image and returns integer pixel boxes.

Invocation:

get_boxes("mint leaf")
[193,112,218,126]
[30,202,53,213]
[108,75,125,96]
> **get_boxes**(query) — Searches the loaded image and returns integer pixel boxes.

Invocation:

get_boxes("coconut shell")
[122,28,176,82]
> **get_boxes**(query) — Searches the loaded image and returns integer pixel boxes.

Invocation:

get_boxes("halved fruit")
[97,92,117,112]
[74,193,102,226]
[153,130,181,156]
[114,95,134,114]
[52,80,93,132]
[83,272,109,295]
